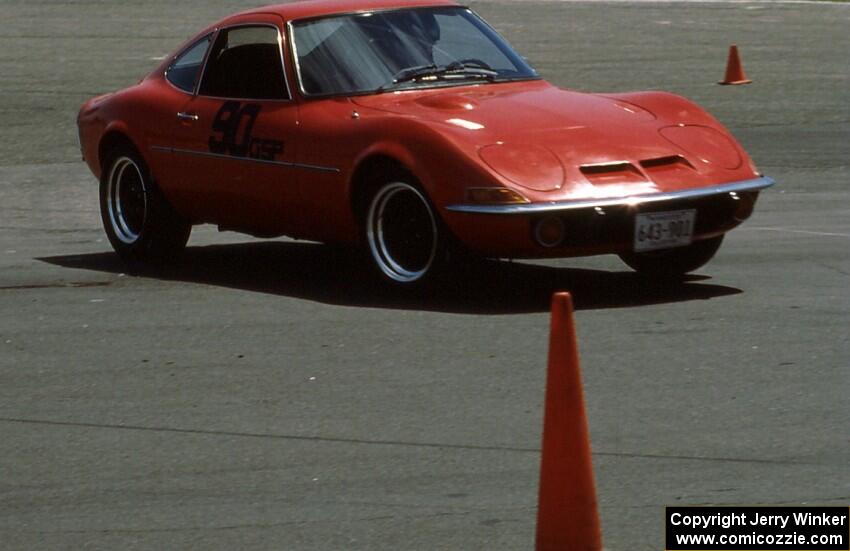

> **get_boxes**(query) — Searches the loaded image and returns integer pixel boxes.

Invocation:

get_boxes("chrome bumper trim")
[445,176,775,215]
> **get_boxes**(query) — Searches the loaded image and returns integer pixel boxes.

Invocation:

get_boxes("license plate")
[633,209,696,252]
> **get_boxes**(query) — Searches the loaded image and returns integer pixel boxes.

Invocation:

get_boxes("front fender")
[349,115,504,210]
[607,90,758,175]
[605,91,719,127]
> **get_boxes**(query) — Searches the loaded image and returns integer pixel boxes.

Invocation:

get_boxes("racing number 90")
[208,101,260,158]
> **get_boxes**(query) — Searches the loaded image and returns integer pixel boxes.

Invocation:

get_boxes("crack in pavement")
[0,416,827,467]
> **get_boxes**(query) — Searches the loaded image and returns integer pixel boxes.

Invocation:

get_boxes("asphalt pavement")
[1,1,848,549]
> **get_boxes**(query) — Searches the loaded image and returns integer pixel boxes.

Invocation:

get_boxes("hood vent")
[580,161,646,184]
[640,155,694,171]
[639,155,697,188]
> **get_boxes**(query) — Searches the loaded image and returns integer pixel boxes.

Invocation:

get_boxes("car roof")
[231,0,460,22]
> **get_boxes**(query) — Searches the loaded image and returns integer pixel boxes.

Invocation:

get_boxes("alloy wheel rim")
[107,157,147,244]
[366,182,438,283]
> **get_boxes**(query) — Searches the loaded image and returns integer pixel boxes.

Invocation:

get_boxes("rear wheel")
[618,235,724,277]
[100,146,191,263]
[365,180,444,286]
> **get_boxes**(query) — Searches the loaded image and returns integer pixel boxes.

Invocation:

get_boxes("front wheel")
[100,146,191,263]
[618,235,724,277]
[365,180,445,286]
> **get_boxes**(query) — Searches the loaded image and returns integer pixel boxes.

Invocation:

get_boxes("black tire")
[363,176,447,287]
[99,146,191,263]
[618,235,724,278]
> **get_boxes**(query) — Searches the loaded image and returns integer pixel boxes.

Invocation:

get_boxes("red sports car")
[77,0,773,286]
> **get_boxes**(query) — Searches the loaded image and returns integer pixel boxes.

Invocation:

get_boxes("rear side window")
[199,26,288,100]
[165,34,212,93]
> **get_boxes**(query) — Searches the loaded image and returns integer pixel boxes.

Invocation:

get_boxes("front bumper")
[446,176,774,215]
[442,176,775,258]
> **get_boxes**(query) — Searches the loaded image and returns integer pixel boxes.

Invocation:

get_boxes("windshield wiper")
[378,62,499,92]
[391,63,440,85]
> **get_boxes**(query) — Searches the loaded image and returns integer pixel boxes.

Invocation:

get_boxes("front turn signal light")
[465,187,530,205]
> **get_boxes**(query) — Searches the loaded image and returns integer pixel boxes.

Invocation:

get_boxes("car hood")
[352,80,751,196]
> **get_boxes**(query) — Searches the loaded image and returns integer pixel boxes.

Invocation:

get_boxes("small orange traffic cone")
[718,44,752,85]
[535,293,603,551]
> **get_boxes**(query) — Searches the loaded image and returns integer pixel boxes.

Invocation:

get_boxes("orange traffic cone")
[718,44,752,85]
[535,292,603,551]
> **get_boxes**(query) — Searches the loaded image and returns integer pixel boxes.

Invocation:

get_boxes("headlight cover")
[478,143,565,191]
[659,125,742,170]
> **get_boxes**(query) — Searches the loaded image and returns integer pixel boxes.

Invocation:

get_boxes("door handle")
[177,112,199,122]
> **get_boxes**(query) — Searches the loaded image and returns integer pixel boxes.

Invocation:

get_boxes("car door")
[169,17,301,233]
[147,31,214,221]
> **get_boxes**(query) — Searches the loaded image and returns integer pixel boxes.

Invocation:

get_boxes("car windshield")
[291,7,539,96]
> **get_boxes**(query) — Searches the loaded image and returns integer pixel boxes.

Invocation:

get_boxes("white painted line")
[745,227,850,238]
[513,0,849,4]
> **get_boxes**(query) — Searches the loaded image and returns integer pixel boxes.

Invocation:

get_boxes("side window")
[165,34,212,93]
[198,26,289,100]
